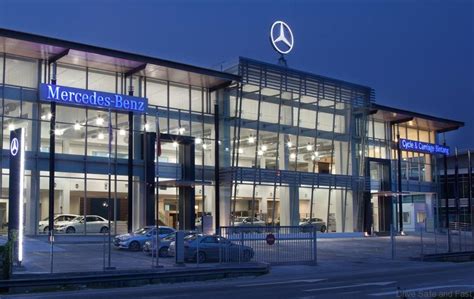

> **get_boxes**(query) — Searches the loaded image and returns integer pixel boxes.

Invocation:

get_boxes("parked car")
[230,217,266,233]
[38,214,78,233]
[299,217,327,232]
[143,230,196,257]
[114,226,176,251]
[54,215,111,234]
[168,234,254,263]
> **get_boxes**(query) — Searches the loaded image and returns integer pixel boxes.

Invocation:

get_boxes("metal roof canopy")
[0,28,240,88]
[370,103,464,133]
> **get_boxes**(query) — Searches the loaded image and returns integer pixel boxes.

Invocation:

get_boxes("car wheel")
[320,225,327,233]
[43,226,49,233]
[243,250,253,262]
[66,227,76,234]
[196,251,206,263]
[100,227,109,234]
[129,241,140,251]
[159,247,169,257]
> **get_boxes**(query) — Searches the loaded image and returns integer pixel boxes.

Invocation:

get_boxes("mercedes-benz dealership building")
[0,27,464,236]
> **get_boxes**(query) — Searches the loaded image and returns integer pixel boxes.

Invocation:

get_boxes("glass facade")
[0,34,462,236]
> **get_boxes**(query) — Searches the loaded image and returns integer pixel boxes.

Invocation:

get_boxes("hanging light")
[257,150,264,156]
[195,137,202,144]
[314,151,319,158]
[290,153,296,159]
[248,136,255,144]
[178,127,185,135]
[261,145,268,151]
[8,123,15,131]
[47,112,52,120]
[202,143,208,150]
[74,122,81,131]
[287,141,292,148]
[40,114,46,120]
[311,154,316,161]
[98,132,105,140]
[144,123,150,131]
[238,148,244,154]
[306,144,313,151]
[119,128,126,136]
[55,129,64,136]
[172,141,179,148]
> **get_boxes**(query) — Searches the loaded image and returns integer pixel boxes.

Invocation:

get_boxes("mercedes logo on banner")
[10,138,19,156]
[270,21,294,55]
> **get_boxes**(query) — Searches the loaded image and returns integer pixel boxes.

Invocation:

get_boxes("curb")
[1,263,270,294]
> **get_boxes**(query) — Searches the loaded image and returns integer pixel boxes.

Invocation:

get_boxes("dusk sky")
[1,0,472,149]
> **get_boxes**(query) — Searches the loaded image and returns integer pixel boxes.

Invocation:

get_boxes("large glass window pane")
[169,84,189,110]
[5,57,38,88]
[57,64,86,88]
[147,80,167,107]
[88,69,115,92]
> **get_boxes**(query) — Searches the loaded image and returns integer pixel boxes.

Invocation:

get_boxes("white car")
[38,214,79,233]
[54,215,111,234]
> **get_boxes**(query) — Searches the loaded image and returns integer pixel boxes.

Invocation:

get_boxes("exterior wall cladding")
[0,29,463,236]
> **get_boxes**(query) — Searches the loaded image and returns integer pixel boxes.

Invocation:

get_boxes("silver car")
[143,230,196,257]
[38,214,78,233]
[54,215,111,234]
[299,217,327,232]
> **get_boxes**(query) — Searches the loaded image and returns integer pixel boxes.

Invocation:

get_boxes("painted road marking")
[238,279,327,287]
[305,281,397,292]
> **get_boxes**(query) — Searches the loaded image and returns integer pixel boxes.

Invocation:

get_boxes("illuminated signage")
[399,138,450,155]
[270,21,294,55]
[39,84,148,113]
[8,128,25,264]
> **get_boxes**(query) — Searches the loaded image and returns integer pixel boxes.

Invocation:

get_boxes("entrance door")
[366,159,392,234]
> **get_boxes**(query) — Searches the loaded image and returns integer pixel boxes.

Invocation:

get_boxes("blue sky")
[1,0,473,149]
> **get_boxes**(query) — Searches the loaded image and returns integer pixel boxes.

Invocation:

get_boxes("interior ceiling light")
[202,143,208,150]
[287,141,292,148]
[173,141,179,148]
[248,136,255,144]
[96,116,104,126]
[98,132,105,140]
[179,127,185,134]
[257,150,264,156]
[119,128,126,136]
[306,144,313,151]
[261,145,268,151]
[74,122,81,131]
[195,137,202,144]
[290,153,296,159]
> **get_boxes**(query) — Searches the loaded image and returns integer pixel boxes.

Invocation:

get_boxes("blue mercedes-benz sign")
[39,83,148,113]
[399,138,450,156]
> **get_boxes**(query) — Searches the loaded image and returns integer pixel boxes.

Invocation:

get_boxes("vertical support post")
[127,79,134,233]
[444,141,449,229]
[214,102,220,233]
[454,147,461,251]
[48,62,57,273]
[397,133,403,233]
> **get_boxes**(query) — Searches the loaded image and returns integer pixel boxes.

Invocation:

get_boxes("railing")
[219,226,317,265]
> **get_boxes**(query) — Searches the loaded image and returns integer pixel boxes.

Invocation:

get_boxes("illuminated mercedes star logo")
[270,21,294,55]
[10,138,19,156]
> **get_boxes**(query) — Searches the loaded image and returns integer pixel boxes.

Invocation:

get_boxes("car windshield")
[134,227,152,235]
[71,216,83,222]
[162,232,175,241]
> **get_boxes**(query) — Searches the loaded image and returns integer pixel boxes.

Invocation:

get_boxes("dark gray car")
[168,234,254,263]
